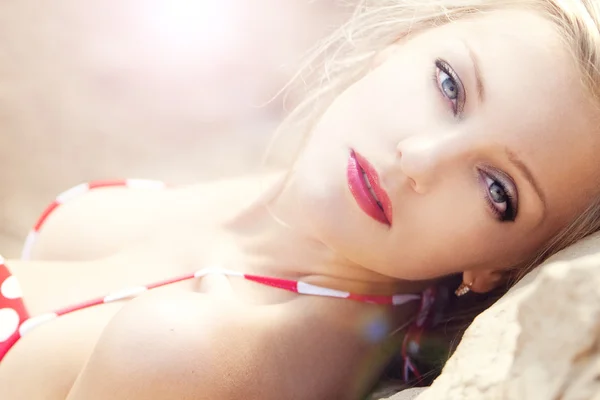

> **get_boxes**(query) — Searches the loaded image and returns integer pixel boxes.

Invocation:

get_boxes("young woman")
[2,1,600,399]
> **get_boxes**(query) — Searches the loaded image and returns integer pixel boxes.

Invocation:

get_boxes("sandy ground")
[0,0,354,257]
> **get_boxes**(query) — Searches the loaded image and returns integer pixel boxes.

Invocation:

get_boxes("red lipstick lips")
[347,150,393,226]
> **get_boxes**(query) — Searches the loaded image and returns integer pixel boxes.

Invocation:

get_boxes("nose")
[396,132,466,193]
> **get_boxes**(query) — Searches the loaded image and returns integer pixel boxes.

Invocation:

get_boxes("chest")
[1,286,392,400]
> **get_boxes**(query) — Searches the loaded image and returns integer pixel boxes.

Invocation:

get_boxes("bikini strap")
[21,179,167,260]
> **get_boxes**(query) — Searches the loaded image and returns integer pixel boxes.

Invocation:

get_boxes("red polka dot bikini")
[0,180,437,382]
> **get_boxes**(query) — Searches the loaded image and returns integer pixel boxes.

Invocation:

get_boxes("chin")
[291,144,377,245]
[309,209,386,265]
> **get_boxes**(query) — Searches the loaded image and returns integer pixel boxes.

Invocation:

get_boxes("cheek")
[382,182,525,279]
[394,199,489,277]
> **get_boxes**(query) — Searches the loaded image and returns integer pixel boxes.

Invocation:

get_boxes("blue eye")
[478,169,518,222]
[439,70,459,100]
[484,175,509,214]
[433,59,465,115]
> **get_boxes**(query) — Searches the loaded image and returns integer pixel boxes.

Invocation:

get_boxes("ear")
[462,269,508,294]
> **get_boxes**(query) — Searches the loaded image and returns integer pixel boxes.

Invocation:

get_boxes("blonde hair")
[268,0,600,387]
[270,0,600,275]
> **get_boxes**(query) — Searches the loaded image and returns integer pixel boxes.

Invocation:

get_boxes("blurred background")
[0,0,356,257]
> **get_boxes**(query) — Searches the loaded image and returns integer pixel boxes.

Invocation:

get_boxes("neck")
[221,172,432,296]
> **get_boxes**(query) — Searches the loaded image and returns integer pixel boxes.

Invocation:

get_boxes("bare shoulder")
[30,172,283,261]
[66,290,385,400]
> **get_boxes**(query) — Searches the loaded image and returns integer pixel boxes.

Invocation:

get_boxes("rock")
[396,232,600,400]
[382,388,427,400]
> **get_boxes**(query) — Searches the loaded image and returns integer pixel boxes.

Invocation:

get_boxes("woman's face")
[284,10,600,280]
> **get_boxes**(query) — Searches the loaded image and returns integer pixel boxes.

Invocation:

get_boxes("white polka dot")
[19,313,57,337]
[297,281,350,298]
[103,286,147,303]
[56,183,90,203]
[21,231,38,261]
[1,276,22,299]
[0,308,20,341]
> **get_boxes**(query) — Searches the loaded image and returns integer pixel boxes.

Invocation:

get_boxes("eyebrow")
[505,147,547,212]
[462,39,485,103]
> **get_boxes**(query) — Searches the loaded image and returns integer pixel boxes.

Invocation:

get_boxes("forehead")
[423,10,600,218]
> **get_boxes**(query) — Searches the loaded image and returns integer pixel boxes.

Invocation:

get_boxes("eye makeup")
[477,167,519,222]
[432,58,466,116]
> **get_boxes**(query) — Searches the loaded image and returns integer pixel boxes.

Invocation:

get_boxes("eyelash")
[432,59,465,116]
[431,59,518,222]
[478,168,519,222]
[430,60,518,222]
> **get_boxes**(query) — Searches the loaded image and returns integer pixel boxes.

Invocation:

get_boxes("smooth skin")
[1,10,600,400]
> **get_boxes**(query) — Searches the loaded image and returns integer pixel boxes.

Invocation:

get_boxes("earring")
[455,281,473,297]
